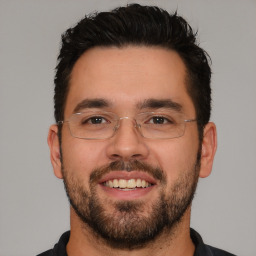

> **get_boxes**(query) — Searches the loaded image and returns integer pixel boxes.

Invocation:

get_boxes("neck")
[66,207,195,256]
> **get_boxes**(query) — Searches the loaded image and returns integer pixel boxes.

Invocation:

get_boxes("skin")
[48,46,217,256]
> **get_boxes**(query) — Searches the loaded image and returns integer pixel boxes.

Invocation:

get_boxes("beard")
[62,157,200,249]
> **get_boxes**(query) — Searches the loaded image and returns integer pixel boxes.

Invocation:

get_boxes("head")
[54,4,211,143]
[48,4,216,250]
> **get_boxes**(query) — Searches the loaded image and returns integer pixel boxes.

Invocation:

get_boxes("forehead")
[65,46,195,117]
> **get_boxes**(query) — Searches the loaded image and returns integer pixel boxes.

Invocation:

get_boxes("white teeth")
[104,178,151,189]
[127,179,136,188]
[113,179,119,188]
[119,179,126,188]
[136,179,142,187]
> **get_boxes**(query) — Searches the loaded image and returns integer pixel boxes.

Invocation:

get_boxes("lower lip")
[99,184,155,200]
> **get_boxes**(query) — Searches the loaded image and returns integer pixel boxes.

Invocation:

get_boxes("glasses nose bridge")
[115,116,140,132]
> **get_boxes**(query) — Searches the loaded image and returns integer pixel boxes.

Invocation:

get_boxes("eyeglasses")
[58,110,197,140]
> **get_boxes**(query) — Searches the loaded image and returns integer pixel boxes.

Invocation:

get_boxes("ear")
[199,122,217,178]
[47,124,63,179]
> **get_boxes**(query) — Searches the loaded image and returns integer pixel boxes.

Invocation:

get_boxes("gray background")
[0,0,255,255]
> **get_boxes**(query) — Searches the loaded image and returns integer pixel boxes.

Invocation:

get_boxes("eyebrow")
[73,98,111,113]
[73,98,183,113]
[137,99,183,112]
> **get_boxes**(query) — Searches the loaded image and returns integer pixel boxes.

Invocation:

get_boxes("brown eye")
[152,116,165,124]
[148,116,174,125]
[82,116,108,125]
[89,117,106,124]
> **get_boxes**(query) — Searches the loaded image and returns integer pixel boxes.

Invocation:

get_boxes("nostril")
[106,120,150,161]
[131,153,143,159]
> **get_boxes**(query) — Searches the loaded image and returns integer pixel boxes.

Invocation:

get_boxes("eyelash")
[147,116,174,124]
[82,116,109,124]
[80,115,176,126]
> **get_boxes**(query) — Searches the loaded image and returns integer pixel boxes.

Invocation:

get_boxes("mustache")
[90,160,166,184]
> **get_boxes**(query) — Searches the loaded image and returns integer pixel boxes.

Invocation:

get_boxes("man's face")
[50,46,210,248]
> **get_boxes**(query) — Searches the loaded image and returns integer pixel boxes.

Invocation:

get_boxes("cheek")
[61,131,107,179]
[149,134,199,183]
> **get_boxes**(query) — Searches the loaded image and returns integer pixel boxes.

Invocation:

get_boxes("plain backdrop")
[0,0,255,255]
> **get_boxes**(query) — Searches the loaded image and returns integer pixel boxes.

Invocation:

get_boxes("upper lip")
[98,171,157,185]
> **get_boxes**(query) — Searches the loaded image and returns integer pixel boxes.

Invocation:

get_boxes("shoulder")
[36,249,54,256]
[36,231,70,256]
[206,245,237,256]
[191,228,237,256]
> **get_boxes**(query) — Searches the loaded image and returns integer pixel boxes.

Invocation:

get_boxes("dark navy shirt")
[37,229,236,256]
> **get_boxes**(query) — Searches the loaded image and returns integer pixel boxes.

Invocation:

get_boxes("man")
[40,4,235,256]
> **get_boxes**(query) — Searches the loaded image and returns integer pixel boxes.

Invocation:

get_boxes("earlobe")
[47,124,63,179]
[199,122,217,178]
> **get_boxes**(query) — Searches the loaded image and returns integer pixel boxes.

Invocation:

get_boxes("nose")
[105,118,149,161]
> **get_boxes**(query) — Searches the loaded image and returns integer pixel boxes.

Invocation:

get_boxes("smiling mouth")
[103,179,153,190]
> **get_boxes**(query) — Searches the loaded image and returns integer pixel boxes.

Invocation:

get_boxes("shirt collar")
[53,229,213,256]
